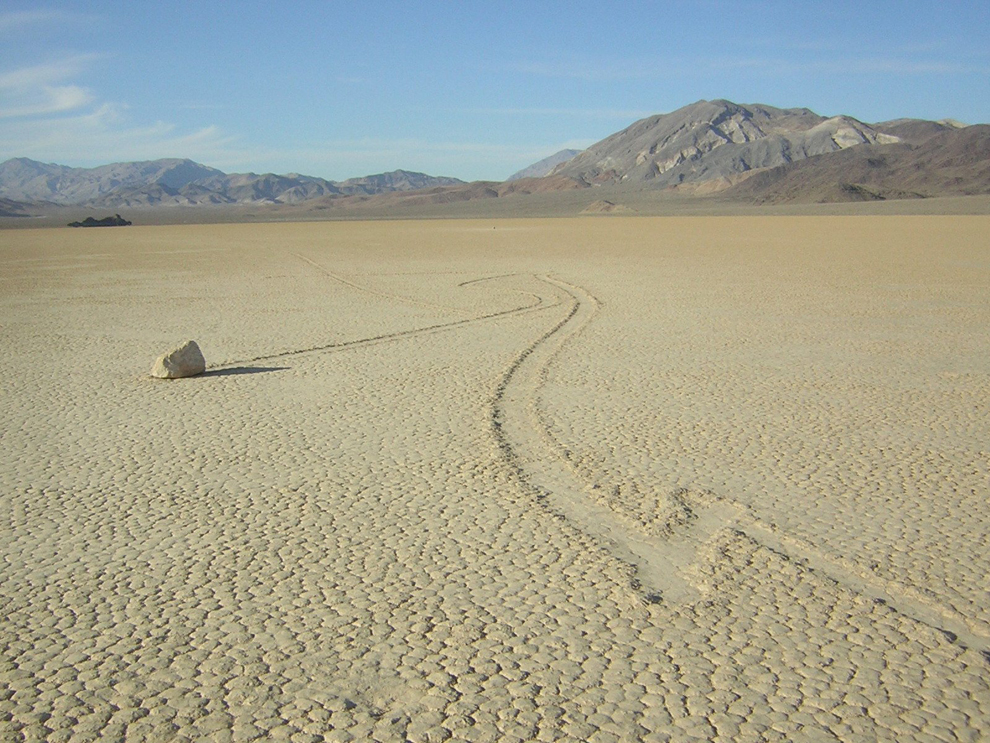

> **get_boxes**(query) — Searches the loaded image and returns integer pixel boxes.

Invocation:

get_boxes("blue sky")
[1,1,987,181]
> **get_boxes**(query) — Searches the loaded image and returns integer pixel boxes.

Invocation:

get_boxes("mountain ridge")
[549,99,902,188]
[0,158,465,207]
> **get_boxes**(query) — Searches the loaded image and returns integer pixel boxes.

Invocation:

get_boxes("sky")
[1,1,988,182]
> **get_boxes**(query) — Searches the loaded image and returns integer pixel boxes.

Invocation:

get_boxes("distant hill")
[721,124,990,204]
[551,99,901,188]
[335,170,464,195]
[507,149,581,181]
[873,118,965,145]
[0,197,33,217]
[0,158,224,205]
[310,175,587,210]
[580,199,633,214]
[0,158,464,207]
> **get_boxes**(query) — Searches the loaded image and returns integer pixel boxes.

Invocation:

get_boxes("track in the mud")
[209,258,990,658]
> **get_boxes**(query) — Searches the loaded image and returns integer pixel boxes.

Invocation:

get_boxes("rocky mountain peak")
[551,99,898,188]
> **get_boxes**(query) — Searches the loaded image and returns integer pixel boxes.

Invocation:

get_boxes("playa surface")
[2,217,988,742]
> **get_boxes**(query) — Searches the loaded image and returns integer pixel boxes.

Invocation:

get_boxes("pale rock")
[151,340,206,379]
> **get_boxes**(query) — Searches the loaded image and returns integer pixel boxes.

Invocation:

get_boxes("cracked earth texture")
[1,217,988,742]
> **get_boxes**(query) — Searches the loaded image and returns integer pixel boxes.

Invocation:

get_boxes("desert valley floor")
[1,216,989,742]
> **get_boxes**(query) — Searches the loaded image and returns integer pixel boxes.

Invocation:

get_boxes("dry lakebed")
[1,216,988,742]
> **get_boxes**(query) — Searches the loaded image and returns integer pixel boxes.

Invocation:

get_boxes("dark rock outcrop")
[68,214,132,228]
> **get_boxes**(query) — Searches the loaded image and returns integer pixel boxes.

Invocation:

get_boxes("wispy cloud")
[0,55,108,120]
[0,102,238,165]
[507,54,990,81]
[750,35,959,57]
[503,59,667,82]
[461,107,654,120]
[0,85,94,119]
[177,102,226,111]
[0,54,104,90]
[767,39,840,53]
[0,9,76,33]
[181,136,592,181]
[0,51,241,167]
[716,56,990,76]
[292,137,559,161]
[834,58,990,75]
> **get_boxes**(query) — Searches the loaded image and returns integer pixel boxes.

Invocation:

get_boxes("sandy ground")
[1,217,988,742]
[3,193,990,230]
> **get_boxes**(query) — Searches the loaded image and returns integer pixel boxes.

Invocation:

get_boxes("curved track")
[487,274,990,657]
[207,259,988,657]
[209,260,555,371]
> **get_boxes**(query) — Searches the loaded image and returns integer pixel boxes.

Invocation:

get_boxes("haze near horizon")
[0,0,987,181]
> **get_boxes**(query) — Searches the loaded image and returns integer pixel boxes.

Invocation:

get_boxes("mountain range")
[1,99,988,216]
[0,157,464,208]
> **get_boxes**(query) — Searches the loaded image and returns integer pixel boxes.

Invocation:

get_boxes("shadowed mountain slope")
[0,197,34,217]
[721,125,990,203]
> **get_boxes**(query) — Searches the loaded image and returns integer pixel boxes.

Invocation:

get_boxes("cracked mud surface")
[2,217,989,741]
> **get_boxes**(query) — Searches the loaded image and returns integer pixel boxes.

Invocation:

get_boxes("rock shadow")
[202,366,289,377]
